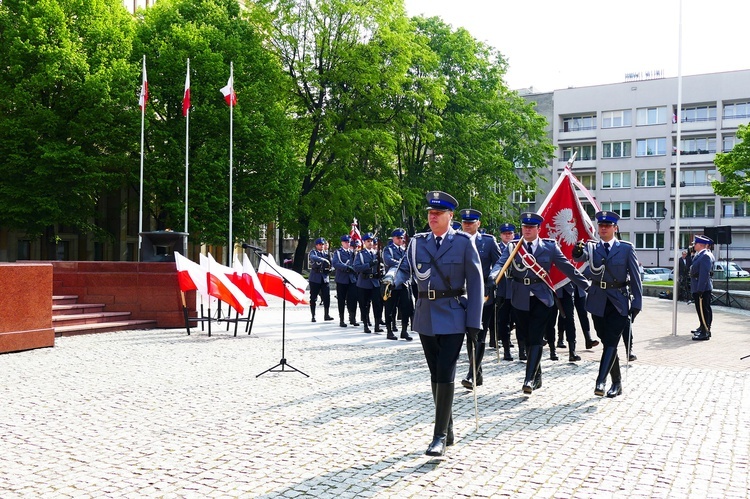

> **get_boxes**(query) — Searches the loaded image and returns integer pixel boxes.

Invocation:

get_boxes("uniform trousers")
[513,295,553,347]
[336,282,358,319]
[491,298,513,348]
[573,291,590,333]
[591,299,629,348]
[550,289,575,344]
[309,281,330,308]
[358,287,381,325]
[385,287,412,327]
[419,333,465,383]
[692,290,712,329]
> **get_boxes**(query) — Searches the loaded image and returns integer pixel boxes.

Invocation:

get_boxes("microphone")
[242,243,265,253]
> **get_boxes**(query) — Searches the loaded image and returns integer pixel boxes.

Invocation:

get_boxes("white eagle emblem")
[545,208,578,246]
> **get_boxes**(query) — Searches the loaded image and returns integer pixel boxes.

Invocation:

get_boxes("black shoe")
[585,338,600,349]
[350,321,360,327]
[400,332,413,341]
[503,347,514,361]
[569,352,581,362]
[692,331,710,341]
[364,326,371,334]
[374,327,383,333]
[475,370,483,387]
[691,327,703,335]
[386,332,398,340]
[556,341,566,349]
[461,377,474,390]
[339,321,348,328]
[311,317,316,323]
[628,353,638,361]
[519,348,527,361]
[549,351,559,361]
[324,315,334,321]
[425,436,446,457]
[606,382,622,398]
[595,382,606,397]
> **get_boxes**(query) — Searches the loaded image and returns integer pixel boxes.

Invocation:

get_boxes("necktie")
[603,242,610,254]
[435,236,442,250]
[526,242,533,253]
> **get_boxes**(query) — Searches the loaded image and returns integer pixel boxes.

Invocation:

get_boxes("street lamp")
[649,207,668,267]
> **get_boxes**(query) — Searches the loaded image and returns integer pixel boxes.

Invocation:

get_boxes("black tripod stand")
[253,249,309,377]
[711,244,743,309]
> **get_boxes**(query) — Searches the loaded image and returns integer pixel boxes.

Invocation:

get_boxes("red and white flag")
[138,56,148,111]
[257,254,309,305]
[538,167,598,289]
[349,218,362,244]
[200,253,251,314]
[182,60,190,117]
[233,254,268,308]
[175,251,209,298]
[220,74,237,106]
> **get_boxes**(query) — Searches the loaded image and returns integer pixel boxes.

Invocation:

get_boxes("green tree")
[713,124,750,202]
[251,0,413,271]
[0,0,137,255]
[134,0,296,247]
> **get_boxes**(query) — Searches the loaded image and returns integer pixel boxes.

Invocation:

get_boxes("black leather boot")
[324,307,334,321]
[583,330,599,349]
[349,314,359,327]
[426,382,454,456]
[503,346,514,361]
[523,345,543,394]
[431,383,453,446]
[461,341,476,390]
[569,339,581,361]
[386,323,397,340]
[310,303,316,322]
[595,347,617,396]
[556,330,566,349]
[400,323,413,341]
[518,338,527,361]
[548,341,559,361]
[607,355,622,398]
[475,342,485,386]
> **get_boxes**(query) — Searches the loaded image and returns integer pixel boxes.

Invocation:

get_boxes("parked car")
[642,267,671,282]
[713,261,750,278]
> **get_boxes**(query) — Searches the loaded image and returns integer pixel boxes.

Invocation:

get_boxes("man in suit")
[489,212,590,395]
[331,235,359,327]
[458,208,501,389]
[308,238,334,323]
[383,190,483,457]
[690,235,714,341]
[573,210,642,398]
[678,249,691,302]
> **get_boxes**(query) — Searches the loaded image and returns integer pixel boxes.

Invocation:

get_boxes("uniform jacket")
[574,239,642,317]
[491,238,589,311]
[496,240,512,300]
[690,249,714,294]
[392,228,483,335]
[308,249,331,284]
[383,241,406,289]
[353,248,381,289]
[331,247,357,284]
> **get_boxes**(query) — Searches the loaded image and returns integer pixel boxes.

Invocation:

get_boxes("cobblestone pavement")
[1,296,749,498]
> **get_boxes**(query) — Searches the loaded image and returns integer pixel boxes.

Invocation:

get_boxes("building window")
[513,188,535,207]
[680,201,715,218]
[680,169,716,187]
[723,101,750,119]
[602,171,631,189]
[618,232,631,242]
[636,106,668,125]
[602,110,632,128]
[581,202,597,219]
[601,201,631,219]
[678,136,716,155]
[723,134,742,152]
[681,105,717,123]
[561,145,596,161]
[562,115,596,132]
[635,233,664,250]
[722,200,749,218]
[636,169,666,187]
[636,201,667,219]
[602,140,631,158]
[576,174,596,190]
[636,138,667,156]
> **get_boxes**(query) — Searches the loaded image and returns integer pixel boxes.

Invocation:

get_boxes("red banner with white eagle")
[538,167,598,289]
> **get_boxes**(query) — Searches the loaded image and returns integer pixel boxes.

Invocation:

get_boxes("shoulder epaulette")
[618,240,634,246]
[412,232,429,239]
[452,231,471,239]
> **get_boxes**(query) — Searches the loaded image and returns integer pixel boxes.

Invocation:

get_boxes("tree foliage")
[713,124,750,202]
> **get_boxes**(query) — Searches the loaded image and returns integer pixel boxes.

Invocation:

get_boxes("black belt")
[362,273,377,279]
[418,288,466,300]
[591,280,625,289]
[513,276,543,285]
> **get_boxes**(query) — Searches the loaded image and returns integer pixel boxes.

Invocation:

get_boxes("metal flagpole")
[184,58,190,254]
[671,0,684,336]
[138,54,146,261]
[228,61,234,267]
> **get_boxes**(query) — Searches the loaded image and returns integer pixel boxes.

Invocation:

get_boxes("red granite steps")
[53,295,156,336]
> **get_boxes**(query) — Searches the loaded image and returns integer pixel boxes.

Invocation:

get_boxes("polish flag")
[538,167,598,289]
[182,61,190,117]
[138,56,148,111]
[200,253,251,314]
[220,74,237,106]
[257,254,309,305]
[175,251,209,299]
[233,255,268,308]
[349,218,362,244]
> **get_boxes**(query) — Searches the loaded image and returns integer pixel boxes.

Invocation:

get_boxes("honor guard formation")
[306,190,719,458]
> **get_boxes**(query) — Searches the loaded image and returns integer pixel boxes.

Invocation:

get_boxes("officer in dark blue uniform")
[573,210,642,397]
[331,235,359,327]
[689,234,714,340]
[353,233,383,334]
[382,191,483,457]
[382,228,413,341]
[493,223,517,360]
[489,212,590,395]
[308,238,334,323]
[458,209,500,389]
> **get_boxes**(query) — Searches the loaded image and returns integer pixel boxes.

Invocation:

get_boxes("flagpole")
[671,0,684,336]
[138,54,146,262]
[184,58,190,255]
[228,61,234,267]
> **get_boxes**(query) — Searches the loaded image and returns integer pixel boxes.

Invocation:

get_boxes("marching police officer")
[489,212,589,395]
[353,233,383,334]
[382,228,413,341]
[572,210,642,397]
[308,238,334,323]
[493,223,517,360]
[382,191,483,457]
[690,235,714,340]
[331,235,359,327]
[458,209,501,389]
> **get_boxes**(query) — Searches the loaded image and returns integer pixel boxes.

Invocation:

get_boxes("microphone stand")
[252,248,309,378]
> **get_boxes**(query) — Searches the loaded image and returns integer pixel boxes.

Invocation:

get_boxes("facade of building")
[525,69,750,270]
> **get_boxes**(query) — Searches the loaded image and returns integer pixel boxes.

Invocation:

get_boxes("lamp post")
[649,207,668,267]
